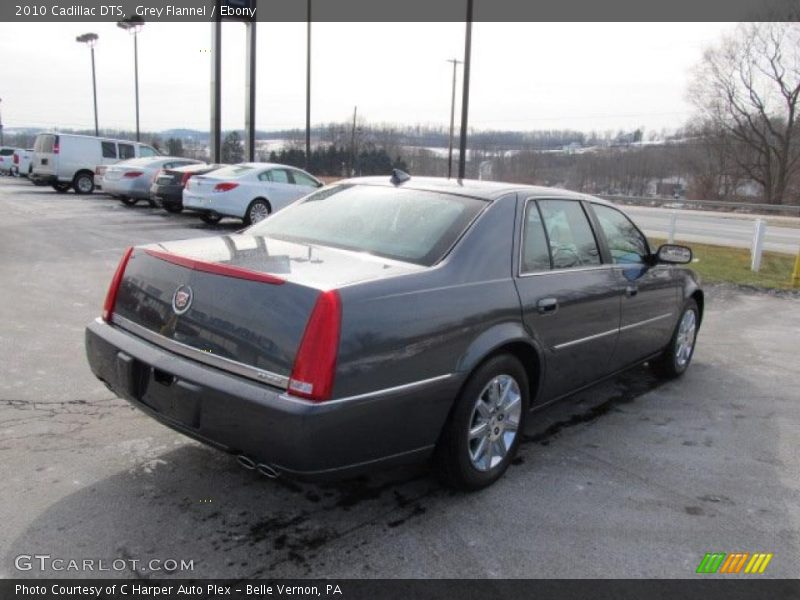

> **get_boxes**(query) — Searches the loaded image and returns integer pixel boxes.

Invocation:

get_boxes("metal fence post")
[750,219,767,272]
[668,212,677,243]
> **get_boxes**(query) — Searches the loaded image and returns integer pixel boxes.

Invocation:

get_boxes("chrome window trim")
[111,315,290,389]
[279,374,456,406]
[518,197,606,278]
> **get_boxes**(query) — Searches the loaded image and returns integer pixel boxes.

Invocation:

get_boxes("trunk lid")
[112,234,422,383]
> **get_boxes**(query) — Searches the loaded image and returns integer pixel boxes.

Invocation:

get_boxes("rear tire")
[201,213,222,224]
[52,182,71,193]
[244,198,270,225]
[120,197,138,206]
[651,299,699,379]
[435,354,529,491]
[73,171,95,194]
[164,205,183,214]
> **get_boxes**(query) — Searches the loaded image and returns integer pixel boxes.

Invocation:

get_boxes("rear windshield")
[0,148,14,156]
[34,134,57,153]
[249,184,487,266]
[208,165,253,178]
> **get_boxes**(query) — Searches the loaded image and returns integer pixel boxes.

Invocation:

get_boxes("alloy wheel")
[675,309,697,367]
[467,374,522,471]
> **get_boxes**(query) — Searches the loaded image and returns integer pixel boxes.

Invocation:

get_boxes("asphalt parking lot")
[1,176,799,579]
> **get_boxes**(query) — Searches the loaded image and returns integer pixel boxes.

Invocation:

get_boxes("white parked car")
[182,162,322,224]
[101,157,202,206]
[11,148,34,177]
[31,132,159,194]
[0,147,16,175]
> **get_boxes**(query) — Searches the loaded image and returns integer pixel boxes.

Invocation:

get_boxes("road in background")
[624,205,800,254]
[1,177,799,578]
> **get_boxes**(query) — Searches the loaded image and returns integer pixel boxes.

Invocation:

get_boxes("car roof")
[339,175,615,205]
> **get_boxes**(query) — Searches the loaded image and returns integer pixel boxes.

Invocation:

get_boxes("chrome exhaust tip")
[256,463,280,479]
[237,454,256,470]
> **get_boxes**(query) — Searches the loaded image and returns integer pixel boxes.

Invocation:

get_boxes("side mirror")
[656,244,692,264]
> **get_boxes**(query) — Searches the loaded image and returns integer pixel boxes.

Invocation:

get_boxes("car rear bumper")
[30,173,58,185]
[85,318,450,479]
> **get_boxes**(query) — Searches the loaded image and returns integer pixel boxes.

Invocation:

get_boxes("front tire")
[651,299,699,379]
[201,213,222,224]
[120,197,138,206]
[435,354,529,491]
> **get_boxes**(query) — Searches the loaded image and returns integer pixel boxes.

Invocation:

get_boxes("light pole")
[117,15,145,141]
[305,0,312,170]
[446,58,462,179]
[0,97,4,145]
[76,33,99,137]
[458,0,473,180]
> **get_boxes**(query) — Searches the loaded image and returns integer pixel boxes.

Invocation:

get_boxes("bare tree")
[689,22,800,204]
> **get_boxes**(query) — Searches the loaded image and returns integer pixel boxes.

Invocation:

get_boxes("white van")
[31,133,159,194]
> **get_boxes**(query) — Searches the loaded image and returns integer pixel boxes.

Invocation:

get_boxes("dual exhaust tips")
[237,454,280,479]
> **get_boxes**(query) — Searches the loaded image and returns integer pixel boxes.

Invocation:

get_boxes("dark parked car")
[150,163,224,213]
[85,174,702,490]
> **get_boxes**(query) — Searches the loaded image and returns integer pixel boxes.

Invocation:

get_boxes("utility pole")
[349,105,358,176]
[305,0,312,170]
[117,16,145,142]
[446,58,462,179]
[0,98,4,145]
[458,0,473,180]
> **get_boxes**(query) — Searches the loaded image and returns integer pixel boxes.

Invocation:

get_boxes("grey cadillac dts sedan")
[85,172,702,489]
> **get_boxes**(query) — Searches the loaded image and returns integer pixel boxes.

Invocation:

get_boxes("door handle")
[536,297,559,314]
[625,285,638,297]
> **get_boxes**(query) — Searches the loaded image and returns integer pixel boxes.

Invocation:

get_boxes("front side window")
[118,143,135,160]
[291,170,319,187]
[138,145,157,157]
[249,184,486,266]
[592,204,649,264]
[101,142,117,159]
[521,201,551,272]
[538,199,601,269]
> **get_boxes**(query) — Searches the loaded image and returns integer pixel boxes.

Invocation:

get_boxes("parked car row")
[19,132,325,226]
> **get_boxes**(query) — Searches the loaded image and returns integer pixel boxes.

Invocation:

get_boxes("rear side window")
[592,204,649,264]
[521,201,552,272]
[266,169,290,183]
[538,199,601,269]
[138,145,157,157]
[101,142,117,159]
[118,144,135,160]
[250,184,486,266]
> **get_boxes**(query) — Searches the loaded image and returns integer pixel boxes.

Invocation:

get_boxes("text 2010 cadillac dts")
[85,173,702,489]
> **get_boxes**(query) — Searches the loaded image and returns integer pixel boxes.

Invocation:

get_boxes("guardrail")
[599,195,800,218]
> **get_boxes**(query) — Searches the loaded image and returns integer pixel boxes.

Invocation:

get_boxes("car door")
[514,197,622,404]
[257,168,297,209]
[588,203,679,369]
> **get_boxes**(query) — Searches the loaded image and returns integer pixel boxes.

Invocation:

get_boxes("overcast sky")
[0,22,735,134]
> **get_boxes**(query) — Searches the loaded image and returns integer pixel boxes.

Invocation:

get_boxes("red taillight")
[101,246,134,322]
[124,171,143,178]
[53,142,60,154]
[288,290,342,402]
[181,172,193,186]
[13,154,19,164]
[213,182,239,192]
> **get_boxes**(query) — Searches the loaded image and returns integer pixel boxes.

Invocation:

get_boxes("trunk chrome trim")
[280,373,456,406]
[110,315,290,389]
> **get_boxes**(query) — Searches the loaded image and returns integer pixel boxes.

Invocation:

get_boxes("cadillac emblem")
[172,285,193,315]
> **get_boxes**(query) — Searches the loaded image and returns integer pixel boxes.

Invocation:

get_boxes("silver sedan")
[101,157,202,206]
